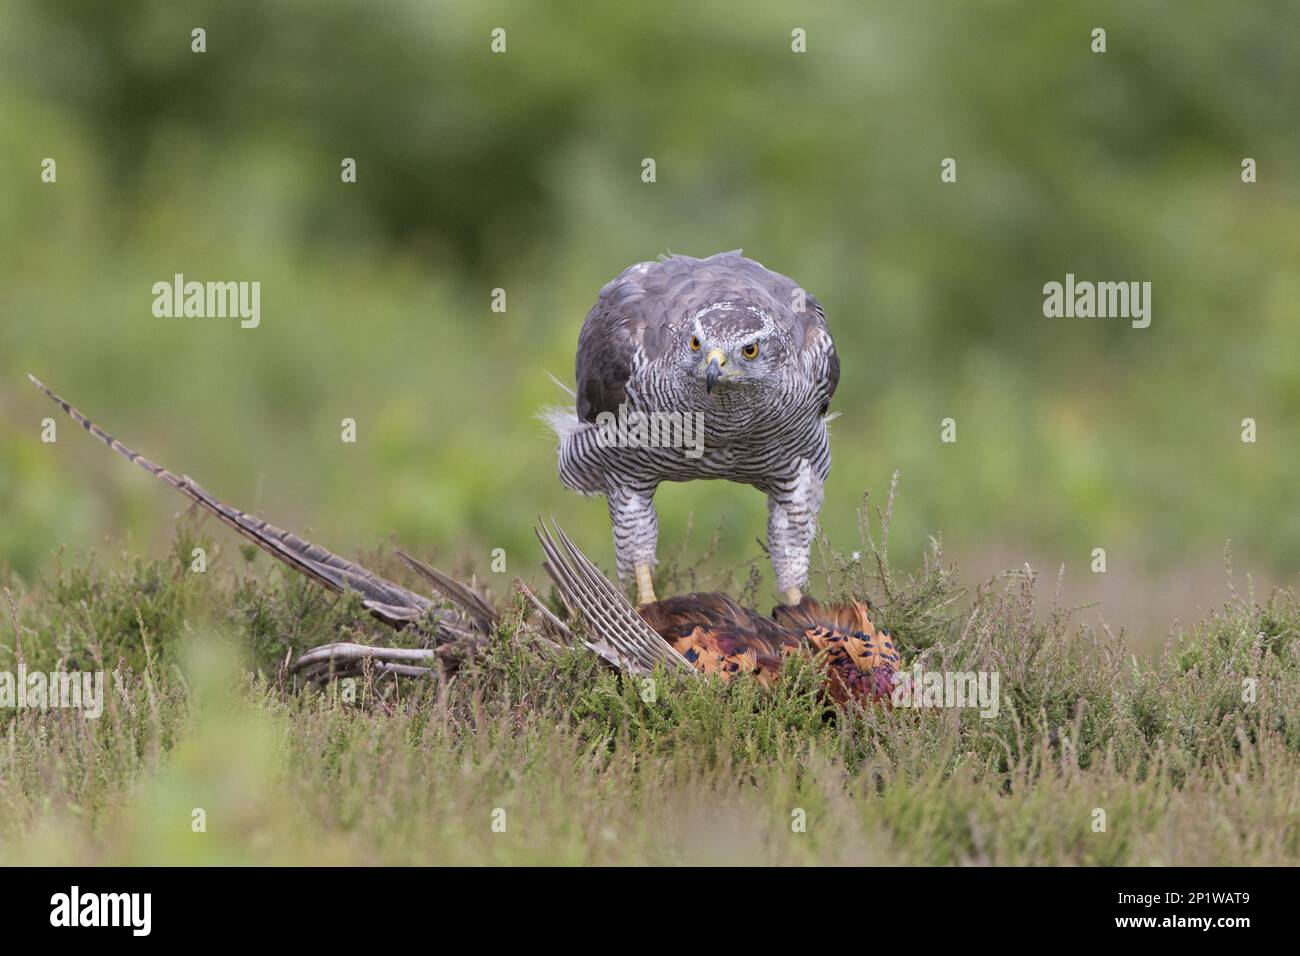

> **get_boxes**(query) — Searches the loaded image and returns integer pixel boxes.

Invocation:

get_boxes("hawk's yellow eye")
[689,336,701,351]
[741,342,759,360]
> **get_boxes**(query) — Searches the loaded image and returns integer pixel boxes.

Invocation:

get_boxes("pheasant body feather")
[639,593,899,704]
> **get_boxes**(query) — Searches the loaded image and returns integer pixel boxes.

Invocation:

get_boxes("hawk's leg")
[607,485,660,605]
[765,459,824,605]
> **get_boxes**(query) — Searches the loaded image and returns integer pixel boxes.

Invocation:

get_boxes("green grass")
[4,0,1300,596]
[1,503,1297,866]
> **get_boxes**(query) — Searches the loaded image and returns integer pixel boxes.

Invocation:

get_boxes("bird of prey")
[548,251,840,607]
[30,376,900,703]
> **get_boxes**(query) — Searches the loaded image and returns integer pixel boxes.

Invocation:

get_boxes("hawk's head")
[678,302,791,395]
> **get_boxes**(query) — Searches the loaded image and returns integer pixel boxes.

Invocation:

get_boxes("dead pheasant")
[651,597,898,703]
[29,375,900,704]
[535,522,900,704]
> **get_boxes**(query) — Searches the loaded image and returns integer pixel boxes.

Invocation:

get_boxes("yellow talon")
[782,587,803,606]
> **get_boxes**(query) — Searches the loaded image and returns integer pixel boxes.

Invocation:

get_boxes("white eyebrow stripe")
[688,301,739,324]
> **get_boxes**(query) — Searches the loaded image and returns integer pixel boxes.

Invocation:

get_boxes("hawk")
[549,251,840,606]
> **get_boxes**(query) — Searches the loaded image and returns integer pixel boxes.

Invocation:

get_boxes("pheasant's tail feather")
[29,374,475,633]
[535,518,691,675]
[396,550,497,632]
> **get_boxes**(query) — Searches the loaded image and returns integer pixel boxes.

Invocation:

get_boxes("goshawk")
[549,251,840,606]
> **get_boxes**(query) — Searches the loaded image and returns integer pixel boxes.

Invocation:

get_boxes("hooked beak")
[705,348,727,393]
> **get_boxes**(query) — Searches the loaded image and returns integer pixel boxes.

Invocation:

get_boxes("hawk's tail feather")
[28,374,466,632]
[535,518,691,675]
[538,405,589,441]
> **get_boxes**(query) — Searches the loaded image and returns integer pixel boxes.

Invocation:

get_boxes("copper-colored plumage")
[638,593,900,704]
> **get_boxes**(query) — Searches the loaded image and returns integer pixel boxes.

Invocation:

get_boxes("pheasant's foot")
[635,564,657,606]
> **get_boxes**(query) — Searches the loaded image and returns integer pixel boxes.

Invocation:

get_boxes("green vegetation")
[2,2,1298,620]
[1,0,1296,866]
[2,510,1295,865]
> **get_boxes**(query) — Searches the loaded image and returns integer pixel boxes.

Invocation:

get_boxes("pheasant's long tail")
[535,519,691,675]
[28,374,481,633]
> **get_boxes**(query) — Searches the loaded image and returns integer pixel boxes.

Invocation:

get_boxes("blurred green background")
[2,1,1297,631]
